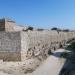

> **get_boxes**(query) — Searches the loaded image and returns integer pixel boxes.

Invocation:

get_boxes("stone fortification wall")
[0,30,75,61]
[5,19,16,32]
[0,18,16,32]
[0,32,21,61]
[21,30,75,61]
[0,18,30,32]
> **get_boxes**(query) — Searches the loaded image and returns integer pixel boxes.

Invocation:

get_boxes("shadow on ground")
[51,51,75,75]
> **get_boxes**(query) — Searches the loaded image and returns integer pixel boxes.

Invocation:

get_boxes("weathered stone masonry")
[21,31,75,61]
[0,32,21,61]
[0,18,75,61]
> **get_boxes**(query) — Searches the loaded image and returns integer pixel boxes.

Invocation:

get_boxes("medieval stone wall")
[0,32,21,61]
[21,30,75,61]
[5,19,16,32]
[0,30,75,61]
[0,18,17,32]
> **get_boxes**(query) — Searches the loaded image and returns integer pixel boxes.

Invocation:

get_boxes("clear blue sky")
[0,0,75,29]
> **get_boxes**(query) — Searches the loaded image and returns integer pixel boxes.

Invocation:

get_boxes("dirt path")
[27,49,66,75]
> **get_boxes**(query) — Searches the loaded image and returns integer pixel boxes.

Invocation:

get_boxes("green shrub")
[60,52,69,58]
[65,42,75,52]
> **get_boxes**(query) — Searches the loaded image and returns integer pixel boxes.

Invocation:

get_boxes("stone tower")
[0,18,16,32]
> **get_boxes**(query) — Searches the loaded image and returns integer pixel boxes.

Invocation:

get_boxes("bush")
[28,26,33,30]
[48,50,53,55]
[51,27,58,30]
[60,52,69,58]
[51,27,61,31]
[65,42,75,52]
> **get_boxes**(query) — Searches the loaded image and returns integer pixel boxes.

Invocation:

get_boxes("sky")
[0,0,75,29]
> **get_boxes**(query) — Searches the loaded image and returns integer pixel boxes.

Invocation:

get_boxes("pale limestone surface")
[0,30,75,61]
[21,31,75,61]
[0,49,66,75]
[0,32,21,61]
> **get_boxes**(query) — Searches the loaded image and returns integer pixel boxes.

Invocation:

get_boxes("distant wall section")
[21,30,75,61]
